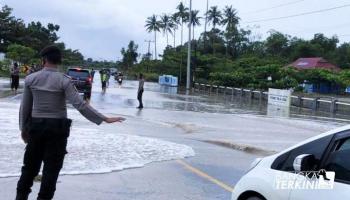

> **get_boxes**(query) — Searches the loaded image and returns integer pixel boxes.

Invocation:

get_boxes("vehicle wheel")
[246,196,264,200]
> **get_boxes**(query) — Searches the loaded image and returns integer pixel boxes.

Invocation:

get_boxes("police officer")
[16,45,125,200]
[137,73,145,109]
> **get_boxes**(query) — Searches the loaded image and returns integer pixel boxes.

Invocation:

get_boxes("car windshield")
[68,70,90,78]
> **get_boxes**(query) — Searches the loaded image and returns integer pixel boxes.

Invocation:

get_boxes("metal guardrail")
[193,83,350,114]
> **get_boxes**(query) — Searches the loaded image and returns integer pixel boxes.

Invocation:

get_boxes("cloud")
[3,0,350,60]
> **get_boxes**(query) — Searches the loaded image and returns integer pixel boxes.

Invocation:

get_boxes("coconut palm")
[207,6,223,29]
[206,6,223,54]
[145,15,161,60]
[222,6,240,31]
[190,10,201,41]
[160,14,174,46]
[222,6,240,58]
[171,14,180,47]
[175,2,189,46]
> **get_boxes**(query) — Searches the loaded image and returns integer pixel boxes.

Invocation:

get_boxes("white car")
[232,125,350,200]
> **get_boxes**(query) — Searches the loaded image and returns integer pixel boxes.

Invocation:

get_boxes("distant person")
[91,68,95,81]
[137,73,144,109]
[117,72,123,86]
[16,45,125,200]
[106,69,110,87]
[10,62,20,94]
[100,70,107,93]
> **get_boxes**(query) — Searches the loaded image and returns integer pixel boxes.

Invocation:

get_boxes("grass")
[0,70,9,77]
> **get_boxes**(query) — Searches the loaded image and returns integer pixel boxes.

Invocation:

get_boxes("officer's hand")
[105,117,126,123]
[21,131,30,144]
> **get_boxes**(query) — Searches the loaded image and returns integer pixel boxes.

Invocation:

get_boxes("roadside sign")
[268,88,292,107]
[267,88,292,118]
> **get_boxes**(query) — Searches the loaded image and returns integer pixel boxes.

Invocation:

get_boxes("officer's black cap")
[40,45,62,64]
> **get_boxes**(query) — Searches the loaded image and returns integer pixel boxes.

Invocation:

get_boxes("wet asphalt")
[0,75,340,200]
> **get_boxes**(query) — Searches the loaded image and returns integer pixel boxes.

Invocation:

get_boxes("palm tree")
[176,2,189,47]
[145,15,161,60]
[171,14,180,47]
[206,6,222,54]
[160,14,174,47]
[190,10,201,41]
[207,6,222,29]
[222,6,240,31]
[222,6,240,59]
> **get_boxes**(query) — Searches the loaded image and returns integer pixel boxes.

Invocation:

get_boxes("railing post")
[240,88,244,96]
[259,91,264,102]
[312,97,320,111]
[298,96,303,108]
[247,90,253,99]
[330,98,338,113]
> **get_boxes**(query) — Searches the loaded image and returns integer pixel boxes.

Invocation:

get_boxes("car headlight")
[245,158,262,174]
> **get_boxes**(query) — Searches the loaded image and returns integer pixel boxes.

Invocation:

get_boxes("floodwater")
[0,74,347,177]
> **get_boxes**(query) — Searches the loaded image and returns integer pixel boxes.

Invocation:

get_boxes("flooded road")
[0,74,347,200]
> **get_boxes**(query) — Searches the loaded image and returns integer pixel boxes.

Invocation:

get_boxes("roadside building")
[287,57,341,93]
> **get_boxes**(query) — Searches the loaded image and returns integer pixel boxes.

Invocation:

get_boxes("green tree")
[190,10,201,41]
[207,6,223,29]
[265,30,290,57]
[6,44,36,64]
[206,6,223,54]
[145,15,161,60]
[222,6,240,59]
[222,6,240,30]
[175,2,189,47]
[0,6,26,52]
[121,41,139,71]
[311,33,338,57]
[160,14,174,46]
[335,43,350,69]
[171,13,180,47]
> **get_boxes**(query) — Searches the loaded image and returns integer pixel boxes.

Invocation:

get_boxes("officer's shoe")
[15,193,29,200]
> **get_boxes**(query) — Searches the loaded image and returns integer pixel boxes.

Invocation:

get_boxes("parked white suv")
[232,125,350,200]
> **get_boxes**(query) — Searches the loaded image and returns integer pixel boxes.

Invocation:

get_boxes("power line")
[243,4,350,24]
[241,0,306,15]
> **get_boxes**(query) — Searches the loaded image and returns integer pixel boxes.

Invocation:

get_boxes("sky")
[1,0,350,61]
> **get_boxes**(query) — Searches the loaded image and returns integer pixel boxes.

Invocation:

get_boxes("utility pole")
[144,40,154,59]
[186,0,192,91]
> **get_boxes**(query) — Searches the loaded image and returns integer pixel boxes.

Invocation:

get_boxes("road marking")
[176,160,234,192]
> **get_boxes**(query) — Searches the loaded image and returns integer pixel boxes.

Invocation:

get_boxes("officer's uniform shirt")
[19,67,106,131]
[138,79,144,92]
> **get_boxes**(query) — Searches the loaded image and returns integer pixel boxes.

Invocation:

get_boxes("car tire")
[246,197,264,200]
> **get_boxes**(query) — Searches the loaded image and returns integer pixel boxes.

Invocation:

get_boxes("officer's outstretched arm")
[64,79,106,124]
[63,78,125,124]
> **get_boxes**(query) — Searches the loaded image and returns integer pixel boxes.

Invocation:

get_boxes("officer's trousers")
[137,89,144,108]
[16,118,71,200]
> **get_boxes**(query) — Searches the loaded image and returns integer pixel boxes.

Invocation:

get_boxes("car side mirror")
[293,154,316,173]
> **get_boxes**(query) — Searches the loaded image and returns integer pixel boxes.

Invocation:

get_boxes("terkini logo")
[275,170,335,190]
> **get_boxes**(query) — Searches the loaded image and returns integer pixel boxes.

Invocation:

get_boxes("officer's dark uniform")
[137,77,144,109]
[17,47,107,200]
